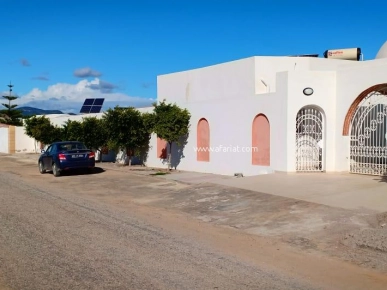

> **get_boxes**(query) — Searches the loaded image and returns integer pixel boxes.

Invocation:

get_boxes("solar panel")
[80,106,91,113]
[83,99,94,105]
[89,105,102,113]
[79,98,105,114]
[93,98,104,106]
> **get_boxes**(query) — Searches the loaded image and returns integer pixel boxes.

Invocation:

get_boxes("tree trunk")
[127,148,133,166]
[168,142,172,171]
[96,149,101,163]
[115,148,129,165]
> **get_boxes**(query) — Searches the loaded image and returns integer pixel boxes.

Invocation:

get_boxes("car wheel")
[52,163,61,177]
[38,161,46,174]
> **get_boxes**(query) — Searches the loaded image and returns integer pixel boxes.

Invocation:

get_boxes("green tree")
[102,106,151,165]
[81,117,108,161]
[138,112,155,163]
[142,112,155,134]
[24,116,61,146]
[61,119,83,141]
[0,83,23,126]
[152,100,191,169]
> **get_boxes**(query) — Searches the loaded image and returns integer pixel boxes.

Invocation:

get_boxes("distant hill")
[18,106,64,117]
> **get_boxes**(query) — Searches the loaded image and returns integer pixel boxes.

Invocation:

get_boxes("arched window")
[157,137,167,159]
[197,118,210,162]
[252,114,270,166]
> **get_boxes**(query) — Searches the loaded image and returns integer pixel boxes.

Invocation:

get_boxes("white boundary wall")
[0,127,8,153]
[15,126,37,153]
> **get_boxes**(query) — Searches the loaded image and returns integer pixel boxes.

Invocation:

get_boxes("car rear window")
[59,143,87,151]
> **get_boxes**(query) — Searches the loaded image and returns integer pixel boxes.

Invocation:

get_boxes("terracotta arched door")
[197,118,210,162]
[157,137,167,159]
[252,114,270,166]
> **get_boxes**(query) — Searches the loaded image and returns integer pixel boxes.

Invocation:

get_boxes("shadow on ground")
[56,167,105,176]
[375,176,387,183]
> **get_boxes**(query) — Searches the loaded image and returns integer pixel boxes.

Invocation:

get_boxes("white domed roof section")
[375,41,387,59]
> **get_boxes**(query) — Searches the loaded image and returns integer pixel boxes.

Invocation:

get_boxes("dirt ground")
[2,153,387,289]
[76,159,387,273]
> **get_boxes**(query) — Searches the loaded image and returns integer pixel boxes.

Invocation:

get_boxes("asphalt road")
[0,168,317,290]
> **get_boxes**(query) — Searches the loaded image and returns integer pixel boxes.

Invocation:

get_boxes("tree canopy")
[24,116,62,145]
[152,100,191,169]
[102,106,151,163]
[0,83,23,126]
[152,100,191,147]
[61,119,83,141]
[80,116,108,152]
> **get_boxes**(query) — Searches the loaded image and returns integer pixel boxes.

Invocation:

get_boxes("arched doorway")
[252,114,270,166]
[295,107,324,172]
[348,86,387,175]
[197,118,210,162]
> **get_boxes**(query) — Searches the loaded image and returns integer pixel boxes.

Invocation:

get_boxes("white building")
[144,41,387,176]
[2,41,387,177]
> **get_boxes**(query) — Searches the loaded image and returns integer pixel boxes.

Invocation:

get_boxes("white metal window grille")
[350,90,387,176]
[296,108,323,172]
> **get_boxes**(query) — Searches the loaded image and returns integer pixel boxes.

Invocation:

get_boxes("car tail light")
[58,153,66,160]
[89,152,95,159]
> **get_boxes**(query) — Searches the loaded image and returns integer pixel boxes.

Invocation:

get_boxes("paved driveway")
[158,170,387,212]
[208,173,387,212]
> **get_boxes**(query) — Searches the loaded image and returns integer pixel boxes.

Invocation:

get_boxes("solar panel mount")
[79,98,105,114]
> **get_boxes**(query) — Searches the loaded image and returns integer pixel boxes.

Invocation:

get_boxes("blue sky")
[1,0,386,113]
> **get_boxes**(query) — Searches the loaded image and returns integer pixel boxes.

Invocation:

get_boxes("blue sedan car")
[38,141,95,177]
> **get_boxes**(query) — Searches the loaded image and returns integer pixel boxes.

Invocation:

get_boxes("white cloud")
[16,78,155,114]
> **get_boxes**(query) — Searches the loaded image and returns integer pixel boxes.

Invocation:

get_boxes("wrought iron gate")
[350,90,387,175]
[296,107,323,172]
